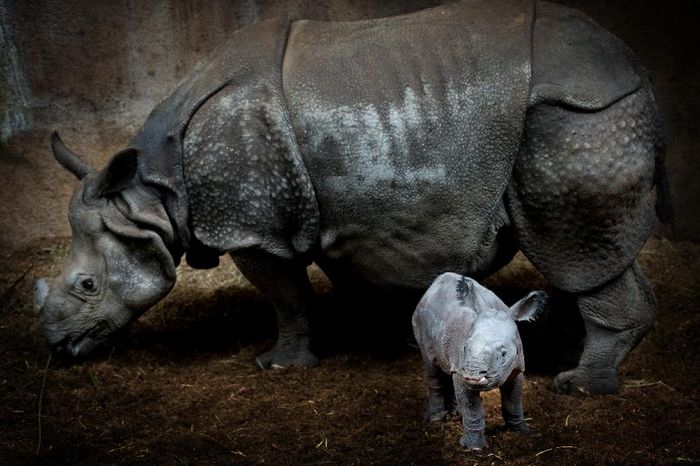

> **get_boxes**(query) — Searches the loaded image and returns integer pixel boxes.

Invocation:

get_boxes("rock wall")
[1,0,440,135]
[0,1,32,140]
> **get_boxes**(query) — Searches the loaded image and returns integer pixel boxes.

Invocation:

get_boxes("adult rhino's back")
[283,0,533,287]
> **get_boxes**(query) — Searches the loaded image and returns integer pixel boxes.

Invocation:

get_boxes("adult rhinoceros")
[35,0,671,395]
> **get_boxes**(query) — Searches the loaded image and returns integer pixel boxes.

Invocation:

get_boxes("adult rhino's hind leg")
[508,85,664,394]
[231,249,319,369]
[555,262,655,394]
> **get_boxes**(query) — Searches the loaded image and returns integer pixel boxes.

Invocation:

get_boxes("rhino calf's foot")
[459,431,488,451]
[504,421,533,434]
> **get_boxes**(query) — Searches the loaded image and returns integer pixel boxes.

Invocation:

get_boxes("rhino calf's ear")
[509,291,548,322]
[93,148,139,197]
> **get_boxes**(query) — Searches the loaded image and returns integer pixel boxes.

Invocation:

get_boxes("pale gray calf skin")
[36,0,670,395]
[413,273,546,450]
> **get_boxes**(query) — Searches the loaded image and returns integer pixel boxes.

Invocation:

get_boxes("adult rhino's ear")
[51,131,94,179]
[90,148,139,197]
[509,291,548,322]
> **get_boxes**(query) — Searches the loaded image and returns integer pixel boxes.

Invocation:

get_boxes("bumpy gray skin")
[413,273,547,450]
[37,0,668,394]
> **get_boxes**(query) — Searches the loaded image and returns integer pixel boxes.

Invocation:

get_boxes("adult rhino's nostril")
[479,370,488,375]
[34,278,50,313]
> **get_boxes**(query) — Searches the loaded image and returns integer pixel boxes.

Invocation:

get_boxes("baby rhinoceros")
[412,272,547,451]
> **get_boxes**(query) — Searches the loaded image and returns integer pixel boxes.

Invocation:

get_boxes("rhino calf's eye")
[81,278,95,291]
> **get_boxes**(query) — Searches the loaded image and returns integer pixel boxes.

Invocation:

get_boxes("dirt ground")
[0,234,698,465]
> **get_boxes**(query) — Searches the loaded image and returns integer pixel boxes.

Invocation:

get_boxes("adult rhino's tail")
[654,148,674,227]
[652,100,674,227]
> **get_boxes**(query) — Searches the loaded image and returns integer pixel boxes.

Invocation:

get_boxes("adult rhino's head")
[34,132,178,359]
[456,278,547,391]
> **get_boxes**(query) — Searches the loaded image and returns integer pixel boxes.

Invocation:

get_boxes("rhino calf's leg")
[423,360,455,422]
[231,249,319,369]
[499,372,531,433]
[453,374,487,451]
[554,262,655,395]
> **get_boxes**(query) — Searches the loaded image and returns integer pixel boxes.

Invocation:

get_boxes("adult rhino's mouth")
[52,333,97,359]
[50,320,111,359]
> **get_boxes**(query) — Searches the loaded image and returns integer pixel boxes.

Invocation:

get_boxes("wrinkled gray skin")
[413,273,547,450]
[37,0,669,395]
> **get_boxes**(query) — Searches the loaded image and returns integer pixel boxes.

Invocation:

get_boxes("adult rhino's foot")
[553,367,620,396]
[255,342,319,370]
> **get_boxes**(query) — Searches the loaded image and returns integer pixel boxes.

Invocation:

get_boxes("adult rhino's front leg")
[231,249,319,369]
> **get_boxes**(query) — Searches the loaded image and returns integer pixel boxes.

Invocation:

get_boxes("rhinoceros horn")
[51,131,93,179]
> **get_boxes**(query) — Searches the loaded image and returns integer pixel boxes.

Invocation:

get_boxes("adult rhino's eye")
[71,275,98,298]
[81,278,95,291]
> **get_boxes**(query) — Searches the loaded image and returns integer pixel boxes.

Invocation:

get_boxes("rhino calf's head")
[455,278,547,391]
[35,132,178,359]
